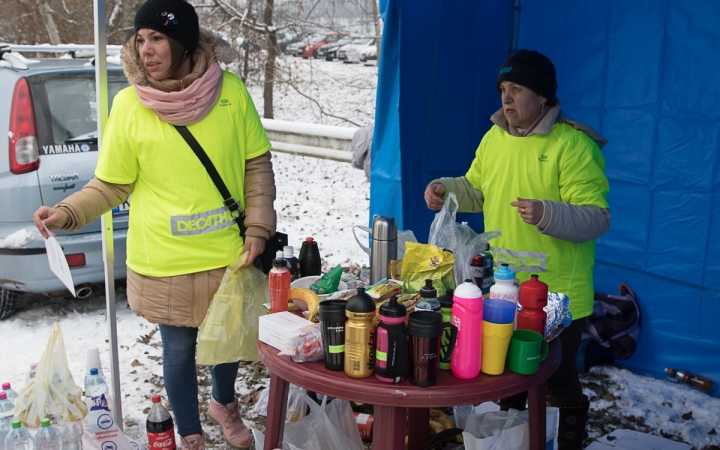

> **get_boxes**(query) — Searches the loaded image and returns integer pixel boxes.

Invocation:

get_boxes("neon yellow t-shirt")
[465,123,609,320]
[95,71,271,277]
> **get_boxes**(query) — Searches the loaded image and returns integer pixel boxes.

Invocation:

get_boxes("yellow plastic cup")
[481,320,514,375]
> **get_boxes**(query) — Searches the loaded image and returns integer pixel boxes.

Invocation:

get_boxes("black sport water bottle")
[147,394,176,450]
[299,237,321,277]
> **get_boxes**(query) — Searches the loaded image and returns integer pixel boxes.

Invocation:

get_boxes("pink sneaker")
[207,398,252,449]
[180,434,205,450]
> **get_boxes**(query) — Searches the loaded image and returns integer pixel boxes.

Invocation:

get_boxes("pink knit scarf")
[134,62,223,126]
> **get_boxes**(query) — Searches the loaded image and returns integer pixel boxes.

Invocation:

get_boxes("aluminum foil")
[544,292,572,341]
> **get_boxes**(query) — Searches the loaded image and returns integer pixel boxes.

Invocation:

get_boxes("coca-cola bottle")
[147,394,176,450]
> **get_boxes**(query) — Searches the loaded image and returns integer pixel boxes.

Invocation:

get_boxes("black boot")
[555,398,590,450]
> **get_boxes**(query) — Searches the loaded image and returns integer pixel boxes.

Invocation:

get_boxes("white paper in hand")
[42,223,76,297]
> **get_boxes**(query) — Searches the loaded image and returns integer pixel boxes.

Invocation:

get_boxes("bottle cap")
[272,250,286,268]
[0,392,6,400]
[152,394,161,403]
[438,288,454,308]
[41,418,51,427]
[283,246,294,259]
[90,368,99,375]
[305,237,314,243]
[454,280,483,300]
[493,263,516,281]
[420,279,437,299]
[11,420,21,428]
[379,296,406,318]
[346,288,376,313]
[2,382,10,389]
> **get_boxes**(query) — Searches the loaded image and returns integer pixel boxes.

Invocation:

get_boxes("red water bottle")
[517,274,548,337]
[269,250,291,313]
[147,394,176,450]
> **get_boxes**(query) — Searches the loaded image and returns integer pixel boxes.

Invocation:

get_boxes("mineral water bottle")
[84,368,110,411]
[24,364,37,385]
[0,392,15,450]
[146,395,176,450]
[0,385,17,403]
[4,420,33,450]
[58,421,81,450]
[33,419,62,450]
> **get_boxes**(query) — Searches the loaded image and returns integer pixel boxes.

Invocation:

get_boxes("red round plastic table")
[257,339,560,450]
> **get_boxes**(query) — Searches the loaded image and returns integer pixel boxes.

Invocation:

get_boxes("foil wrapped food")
[544,292,572,341]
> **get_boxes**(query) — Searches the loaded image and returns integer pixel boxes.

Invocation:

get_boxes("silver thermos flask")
[370,216,398,285]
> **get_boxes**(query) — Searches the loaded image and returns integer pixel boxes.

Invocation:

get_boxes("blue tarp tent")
[370,0,720,396]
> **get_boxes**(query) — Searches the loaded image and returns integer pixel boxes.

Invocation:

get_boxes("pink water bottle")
[451,280,484,379]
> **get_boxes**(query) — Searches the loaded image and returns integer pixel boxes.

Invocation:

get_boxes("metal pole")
[93,0,123,429]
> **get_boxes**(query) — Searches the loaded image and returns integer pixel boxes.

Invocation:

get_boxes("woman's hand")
[511,197,544,226]
[424,183,446,210]
[242,236,266,267]
[32,207,68,239]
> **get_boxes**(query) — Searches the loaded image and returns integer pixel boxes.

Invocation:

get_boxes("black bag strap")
[174,125,247,237]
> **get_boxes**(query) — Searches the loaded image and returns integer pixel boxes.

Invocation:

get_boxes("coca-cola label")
[148,431,176,450]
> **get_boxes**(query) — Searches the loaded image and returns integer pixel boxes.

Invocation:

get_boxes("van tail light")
[65,253,86,268]
[9,77,40,174]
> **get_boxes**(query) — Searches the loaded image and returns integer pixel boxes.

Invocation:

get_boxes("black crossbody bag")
[175,125,287,274]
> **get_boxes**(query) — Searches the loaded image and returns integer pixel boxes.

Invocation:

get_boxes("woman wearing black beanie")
[424,49,611,450]
[33,1,275,449]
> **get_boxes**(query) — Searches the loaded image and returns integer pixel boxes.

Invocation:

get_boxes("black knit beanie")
[495,49,557,101]
[134,0,199,53]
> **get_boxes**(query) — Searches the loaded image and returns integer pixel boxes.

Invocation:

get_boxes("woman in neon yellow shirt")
[425,49,610,450]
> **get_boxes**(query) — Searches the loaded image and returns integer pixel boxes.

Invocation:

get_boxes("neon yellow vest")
[95,71,271,277]
[466,123,609,319]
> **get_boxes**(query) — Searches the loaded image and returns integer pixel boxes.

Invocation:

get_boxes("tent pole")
[510,0,521,54]
[93,0,123,429]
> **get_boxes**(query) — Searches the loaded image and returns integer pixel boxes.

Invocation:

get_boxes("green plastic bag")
[197,252,269,365]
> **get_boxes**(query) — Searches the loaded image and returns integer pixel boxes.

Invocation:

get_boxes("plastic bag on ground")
[462,407,559,450]
[197,252,269,365]
[254,383,308,423]
[14,323,87,428]
[428,193,501,284]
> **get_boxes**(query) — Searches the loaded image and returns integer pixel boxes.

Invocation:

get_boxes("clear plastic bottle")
[57,420,81,450]
[4,420,33,450]
[146,394,176,450]
[24,364,37,385]
[0,391,15,450]
[84,368,110,411]
[34,418,62,450]
[1,384,17,403]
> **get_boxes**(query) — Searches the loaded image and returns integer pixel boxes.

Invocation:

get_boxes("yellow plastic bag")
[197,252,269,365]
[400,241,456,296]
[14,323,87,427]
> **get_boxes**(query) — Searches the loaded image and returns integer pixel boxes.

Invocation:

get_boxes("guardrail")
[261,118,358,162]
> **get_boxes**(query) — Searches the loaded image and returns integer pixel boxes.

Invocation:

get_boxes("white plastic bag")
[254,383,308,423]
[253,393,363,450]
[462,407,559,450]
[428,193,501,284]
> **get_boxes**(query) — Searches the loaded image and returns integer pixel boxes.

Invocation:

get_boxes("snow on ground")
[1,56,719,450]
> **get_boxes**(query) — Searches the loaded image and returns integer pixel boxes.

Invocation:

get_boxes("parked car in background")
[358,45,378,62]
[317,36,355,61]
[277,30,305,54]
[300,33,345,59]
[338,38,374,62]
[342,38,376,63]
[0,45,129,319]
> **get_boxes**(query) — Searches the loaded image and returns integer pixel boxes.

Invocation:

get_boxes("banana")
[288,287,321,322]
[429,419,445,437]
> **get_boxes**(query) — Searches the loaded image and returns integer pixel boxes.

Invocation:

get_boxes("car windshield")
[310,35,328,43]
[336,38,353,45]
[352,38,373,45]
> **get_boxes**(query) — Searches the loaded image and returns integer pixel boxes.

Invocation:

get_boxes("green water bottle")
[438,288,454,370]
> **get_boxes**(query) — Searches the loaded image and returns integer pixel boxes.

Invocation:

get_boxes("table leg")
[264,372,289,450]
[372,405,406,450]
[527,379,547,450]
[407,408,429,450]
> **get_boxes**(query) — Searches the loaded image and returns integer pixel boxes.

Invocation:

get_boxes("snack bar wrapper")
[545,292,572,341]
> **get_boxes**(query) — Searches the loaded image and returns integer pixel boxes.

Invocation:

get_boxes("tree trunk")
[262,0,277,119]
[36,0,61,45]
[372,0,382,61]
